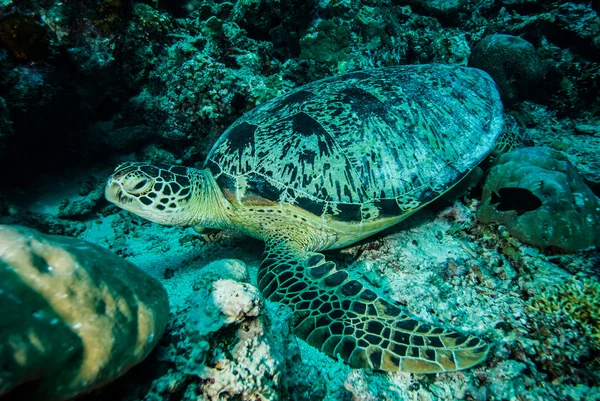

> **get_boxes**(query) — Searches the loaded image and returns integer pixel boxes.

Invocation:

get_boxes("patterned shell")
[205,64,503,222]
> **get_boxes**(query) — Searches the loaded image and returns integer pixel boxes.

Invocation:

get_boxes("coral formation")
[528,277,600,349]
[0,224,169,400]
[0,206,86,236]
[478,147,600,252]
[160,259,301,401]
[469,34,546,104]
[57,183,105,219]
[185,259,258,338]
[232,0,317,59]
[403,0,472,17]
[0,13,50,61]
[299,19,351,65]
[0,0,599,399]
[521,274,600,384]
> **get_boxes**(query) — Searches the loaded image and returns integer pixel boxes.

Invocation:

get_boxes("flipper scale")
[259,239,489,373]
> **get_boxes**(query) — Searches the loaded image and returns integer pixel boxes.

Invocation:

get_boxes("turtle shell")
[205,64,503,222]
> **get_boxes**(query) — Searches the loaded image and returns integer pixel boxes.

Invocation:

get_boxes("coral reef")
[477,147,600,252]
[232,0,317,60]
[480,2,600,114]
[0,224,169,400]
[0,0,599,400]
[299,19,351,65]
[2,0,598,179]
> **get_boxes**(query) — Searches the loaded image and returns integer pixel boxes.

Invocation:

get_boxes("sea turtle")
[105,64,503,373]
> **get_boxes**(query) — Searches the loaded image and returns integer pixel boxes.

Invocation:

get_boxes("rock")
[232,0,317,59]
[539,3,600,58]
[420,0,472,16]
[165,259,299,401]
[0,96,12,151]
[574,123,600,136]
[299,20,352,64]
[0,206,86,237]
[186,275,262,339]
[0,225,169,400]
[58,184,105,219]
[398,0,473,16]
[0,13,50,62]
[477,147,600,252]
[469,34,546,104]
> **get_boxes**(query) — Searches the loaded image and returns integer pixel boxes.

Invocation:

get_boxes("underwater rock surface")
[0,225,169,400]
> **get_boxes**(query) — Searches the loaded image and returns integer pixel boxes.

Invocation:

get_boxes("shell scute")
[205,65,503,221]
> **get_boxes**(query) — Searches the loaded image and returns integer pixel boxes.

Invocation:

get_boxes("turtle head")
[105,162,216,227]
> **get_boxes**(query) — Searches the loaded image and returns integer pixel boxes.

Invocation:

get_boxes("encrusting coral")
[528,277,600,349]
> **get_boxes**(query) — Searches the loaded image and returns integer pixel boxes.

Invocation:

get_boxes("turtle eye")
[123,176,152,194]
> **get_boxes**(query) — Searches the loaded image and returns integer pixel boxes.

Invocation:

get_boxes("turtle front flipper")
[258,239,489,373]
